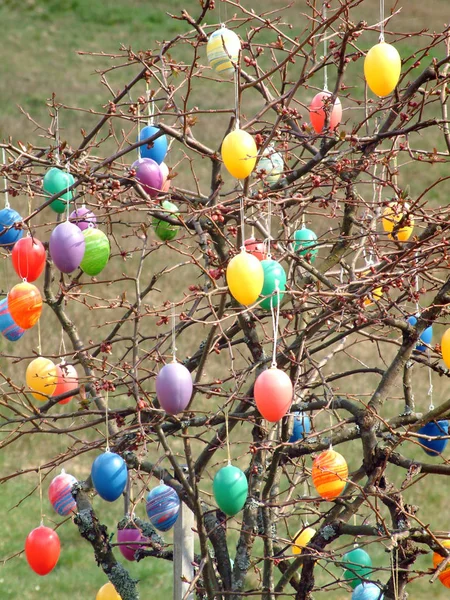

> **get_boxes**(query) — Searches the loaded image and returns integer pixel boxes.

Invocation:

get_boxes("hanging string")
[224,408,231,465]
[54,107,61,165]
[2,148,10,209]
[38,466,44,526]
[137,103,141,161]
[428,359,434,411]
[105,390,110,452]
[270,285,280,368]
[379,0,385,43]
[266,197,272,259]
[239,194,246,251]
[390,544,399,600]
[146,81,154,126]
[234,70,240,130]
[65,161,71,221]
[322,1,328,92]
[37,319,42,356]
[414,252,420,316]
[171,304,177,362]
[59,328,67,363]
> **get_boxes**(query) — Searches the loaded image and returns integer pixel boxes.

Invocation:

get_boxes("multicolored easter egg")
[0,207,23,248]
[309,91,342,133]
[407,315,432,352]
[417,420,449,456]
[352,582,384,600]
[222,129,257,179]
[213,464,248,516]
[117,527,147,562]
[48,469,77,516]
[146,484,180,531]
[433,540,450,587]
[91,451,128,502]
[255,147,284,186]
[292,526,316,554]
[312,449,348,500]
[52,362,78,404]
[96,582,122,600]
[11,236,46,282]
[155,362,193,415]
[254,367,293,422]
[0,297,25,341]
[25,525,60,576]
[226,251,264,305]
[207,26,241,78]
[132,158,163,198]
[137,125,168,164]
[43,167,75,213]
[343,547,373,589]
[152,200,179,241]
[293,228,318,262]
[69,206,97,231]
[8,282,42,329]
[80,228,110,276]
[259,258,287,310]
[289,412,311,443]
[26,357,58,401]
[49,221,86,273]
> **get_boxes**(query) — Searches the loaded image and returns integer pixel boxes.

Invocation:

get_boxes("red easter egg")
[254,367,293,422]
[8,282,42,329]
[11,237,46,282]
[25,525,60,575]
[53,363,78,404]
[160,162,171,193]
[309,92,342,133]
[244,237,267,261]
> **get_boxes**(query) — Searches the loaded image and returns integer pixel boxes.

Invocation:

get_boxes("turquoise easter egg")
[343,547,373,589]
[293,228,318,262]
[80,228,110,276]
[43,167,75,213]
[259,259,287,310]
[213,464,248,516]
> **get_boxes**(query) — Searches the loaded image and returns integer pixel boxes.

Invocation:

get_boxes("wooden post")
[173,501,194,600]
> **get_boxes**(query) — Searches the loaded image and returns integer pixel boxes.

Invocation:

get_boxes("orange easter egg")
[433,540,450,587]
[8,282,42,329]
[312,449,348,500]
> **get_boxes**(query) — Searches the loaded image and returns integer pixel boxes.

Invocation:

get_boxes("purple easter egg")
[155,362,193,415]
[69,206,97,231]
[132,158,163,198]
[49,221,86,273]
[48,469,77,516]
[117,527,146,561]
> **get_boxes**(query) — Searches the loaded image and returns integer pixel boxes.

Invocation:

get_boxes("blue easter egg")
[289,412,311,443]
[146,484,180,531]
[0,208,23,248]
[137,126,168,164]
[91,451,128,502]
[0,297,25,341]
[407,316,432,352]
[417,420,449,456]
[352,583,384,600]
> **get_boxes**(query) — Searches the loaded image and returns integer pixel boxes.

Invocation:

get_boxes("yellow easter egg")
[382,202,413,241]
[26,357,58,401]
[226,251,264,306]
[292,527,316,554]
[222,129,257,180]
[364,42,401,97]
[363,286,383,307]
[207,27,241,78]
[441,329,450,369]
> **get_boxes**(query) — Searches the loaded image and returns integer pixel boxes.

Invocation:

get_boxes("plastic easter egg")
[43,167,74,213]
[132,158,163,198]
[254,367,293,422]
[8,282,42,329]
[309,91,342,133]
[26,357,58,401]
[80,228,110,276]
[382,202,413,241]
[293,228,318,262]
[433,540,450,587]
[155,362,193,415]
[363,286,383,307]
[255,147,284,186]
[364,41,401,97]
[289,412,311,443]
[244,237,267,261]
[0,207,23,248]
[96,582,122,600]
[25,525,60,576]
[343,547,373,588]
[292,526,316,554]
[442,328,450,368]
[91,451,128,502]
[146,484,180,531]
[259,258,287,310]
[53,363,78,404]
[11,236,46,282]
[213,464,248,516]
[222,129,257,180]
[0,297,25,341]
[226,251,264,306]
[48,469,77,516]
[207,26,241,78]
[152,200,179,241]
[312,449,348,500]
[117,527,146,562]
[137,125,168,164]
[69,206,97,231]
[160,162,171,192]
[407,315,432,352]
[49,221,86,273]
[417,420,449,456]
[352,582,384,600]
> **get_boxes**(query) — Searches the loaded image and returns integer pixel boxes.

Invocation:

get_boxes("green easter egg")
[80,228,110,276]
[255,149,284,186]
[152,200,179,241]
[342,548,373,589]
[293,228,318,262]
[213,464,248,516]
[259,259,287,310]
[43,167,75,214]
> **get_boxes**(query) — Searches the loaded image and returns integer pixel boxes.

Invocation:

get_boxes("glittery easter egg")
[48,469,77,516]
[146,484,180,531]
[80,228,110,276]
[0,297,25,341]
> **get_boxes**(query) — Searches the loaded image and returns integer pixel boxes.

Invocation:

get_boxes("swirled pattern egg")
[48,470,77,516]
[146,484,180,531]
[0,297,25,341]
[312,449,348,500]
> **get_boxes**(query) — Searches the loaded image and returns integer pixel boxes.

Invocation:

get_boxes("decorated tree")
[2,1,450,599]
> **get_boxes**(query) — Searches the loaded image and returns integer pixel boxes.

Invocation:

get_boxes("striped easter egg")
[48,470,77,516]
[312,449,348,500]
[146,484,180,531]
[8,282,42,330]
[0,297,25,341]
[80,228,110,276]
[433,540,450,587]
[207,27,241,78]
